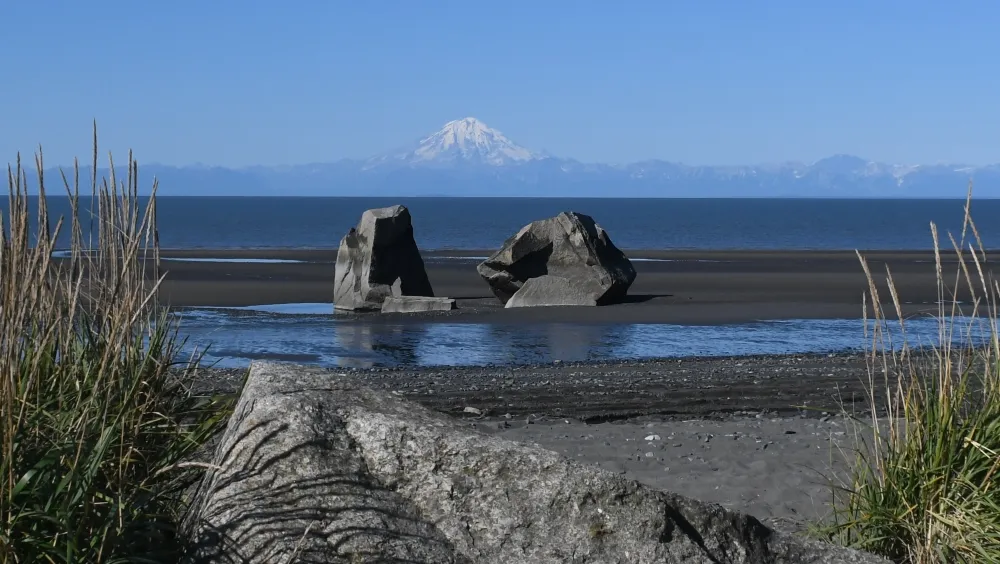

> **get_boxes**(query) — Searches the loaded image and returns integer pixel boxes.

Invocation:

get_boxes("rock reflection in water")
[333,324,377,369]
[334,323,432,368]
[172,304,989,369]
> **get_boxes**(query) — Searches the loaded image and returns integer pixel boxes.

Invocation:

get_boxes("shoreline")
[154,247,984,260]
[148,247,980,324]
[48,246,994,262]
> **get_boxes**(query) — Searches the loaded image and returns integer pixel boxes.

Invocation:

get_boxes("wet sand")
[156,248,982,324]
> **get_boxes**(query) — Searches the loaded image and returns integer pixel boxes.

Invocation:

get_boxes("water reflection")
[547,324,607,362]
[333,323,434,368]
[171,306,990,369]
[333,324,377,368]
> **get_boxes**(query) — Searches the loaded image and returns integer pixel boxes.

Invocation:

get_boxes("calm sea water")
[9,196,1000,250]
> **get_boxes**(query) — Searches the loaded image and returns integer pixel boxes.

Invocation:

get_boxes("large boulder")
[182,361,888,564]
[333,205,434,311]
[478,212,636,305]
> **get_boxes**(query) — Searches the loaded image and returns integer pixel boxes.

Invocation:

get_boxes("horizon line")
[11,152,996,171]
[14,194,994,200]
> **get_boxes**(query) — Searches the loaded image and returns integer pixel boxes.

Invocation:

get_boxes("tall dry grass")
[0,130,230,562]
[826,187,1000,563]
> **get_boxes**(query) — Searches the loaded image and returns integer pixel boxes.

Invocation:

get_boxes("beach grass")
[824,187,1000,563]
[0,130,231,562]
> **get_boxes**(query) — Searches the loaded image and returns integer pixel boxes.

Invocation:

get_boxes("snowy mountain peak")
[380,117,541,167]
[438,117,493,141]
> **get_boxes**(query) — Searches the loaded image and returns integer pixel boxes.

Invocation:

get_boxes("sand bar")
[152,248,983,324]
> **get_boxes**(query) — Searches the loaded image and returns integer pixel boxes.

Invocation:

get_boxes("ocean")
[10,196,1000,251]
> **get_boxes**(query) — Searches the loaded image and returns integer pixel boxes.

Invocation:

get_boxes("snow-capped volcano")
[127,116,1000,197]
[371,117,541,168]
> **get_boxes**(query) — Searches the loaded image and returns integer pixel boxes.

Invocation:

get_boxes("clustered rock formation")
[333,206,637,312]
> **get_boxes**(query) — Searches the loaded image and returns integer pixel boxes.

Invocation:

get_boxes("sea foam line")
[184,303,333,315]
[51,250,315,264]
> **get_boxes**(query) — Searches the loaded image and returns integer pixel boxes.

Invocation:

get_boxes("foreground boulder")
[182,361,887,563]
[478,212,636,305]
[333,205,434,311]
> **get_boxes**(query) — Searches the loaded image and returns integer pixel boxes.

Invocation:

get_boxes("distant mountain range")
[33,117,1000,197]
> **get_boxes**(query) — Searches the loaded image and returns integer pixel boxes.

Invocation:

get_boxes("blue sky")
[2,1,998,167]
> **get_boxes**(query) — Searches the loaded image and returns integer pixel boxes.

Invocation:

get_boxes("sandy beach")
[154,248,980,324]
[479,415,857,534]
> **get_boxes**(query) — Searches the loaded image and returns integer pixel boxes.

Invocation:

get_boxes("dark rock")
[381,296,457,313]
[183,362,888,564]
[333,205,433,311]
[506,274,599,308]
[477,212,636,305]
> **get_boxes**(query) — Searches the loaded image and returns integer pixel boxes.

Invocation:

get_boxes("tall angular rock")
[478,212,636,306]
[333,205,434,311]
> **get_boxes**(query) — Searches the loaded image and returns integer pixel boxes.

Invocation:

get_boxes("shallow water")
[172,303,990,369]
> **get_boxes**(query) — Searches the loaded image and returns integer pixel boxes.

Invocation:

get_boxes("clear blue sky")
[2,1,998,167]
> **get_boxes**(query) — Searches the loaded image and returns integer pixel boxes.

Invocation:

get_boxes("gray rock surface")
[478,211,637,305]
[381,295,457,313]
[333,205,434,311]
[183,361,887,564]
[505,274,599,308]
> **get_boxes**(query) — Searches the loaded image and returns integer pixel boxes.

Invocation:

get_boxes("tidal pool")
[171,303,988,369]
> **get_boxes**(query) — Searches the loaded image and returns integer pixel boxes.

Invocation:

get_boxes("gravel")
[189,352,883,422]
